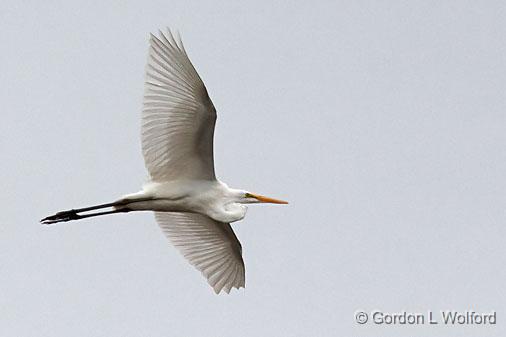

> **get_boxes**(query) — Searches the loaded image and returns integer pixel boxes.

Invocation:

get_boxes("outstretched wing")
[142,29,216,182]
[155,212,245,294]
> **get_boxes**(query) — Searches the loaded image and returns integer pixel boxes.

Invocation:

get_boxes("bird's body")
[119,180,248,224]
[41,28,287,294]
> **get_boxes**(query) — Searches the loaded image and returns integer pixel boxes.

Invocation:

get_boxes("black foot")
[40,210,80,225]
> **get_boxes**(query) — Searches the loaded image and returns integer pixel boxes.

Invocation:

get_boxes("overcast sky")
[2,1,506,336]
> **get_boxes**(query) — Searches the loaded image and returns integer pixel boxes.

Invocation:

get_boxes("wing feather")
[155,212,245,294]
[142,29,216,181]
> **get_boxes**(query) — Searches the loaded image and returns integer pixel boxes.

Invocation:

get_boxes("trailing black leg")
[40,196,153,225]
[41,208,132,225]
[40,200,131,225]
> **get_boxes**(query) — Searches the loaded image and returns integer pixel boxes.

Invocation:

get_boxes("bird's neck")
[217,203,247,223]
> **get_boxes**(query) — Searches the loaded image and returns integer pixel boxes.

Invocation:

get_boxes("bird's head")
[221,189,288,223]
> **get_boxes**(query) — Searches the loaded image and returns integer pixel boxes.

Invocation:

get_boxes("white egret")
[41,28,288,294]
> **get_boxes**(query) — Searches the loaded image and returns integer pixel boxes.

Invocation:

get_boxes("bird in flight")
[41,28,288,294]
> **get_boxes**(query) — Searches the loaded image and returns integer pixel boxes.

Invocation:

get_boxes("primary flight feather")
[41,28,287,294]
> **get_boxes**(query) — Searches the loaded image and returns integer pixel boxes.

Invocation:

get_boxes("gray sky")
[2,1,506,336]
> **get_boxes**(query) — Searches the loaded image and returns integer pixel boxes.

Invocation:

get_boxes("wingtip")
[213,286,243,295]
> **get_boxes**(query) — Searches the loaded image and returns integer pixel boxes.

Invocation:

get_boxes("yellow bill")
[246,193,288,204]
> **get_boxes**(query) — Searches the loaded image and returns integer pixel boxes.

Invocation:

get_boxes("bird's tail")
[40,198,141,225]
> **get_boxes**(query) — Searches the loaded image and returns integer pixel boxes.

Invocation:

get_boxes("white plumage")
[156,212,245,294]
[142,30,216,182]
[41,28,287,294]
